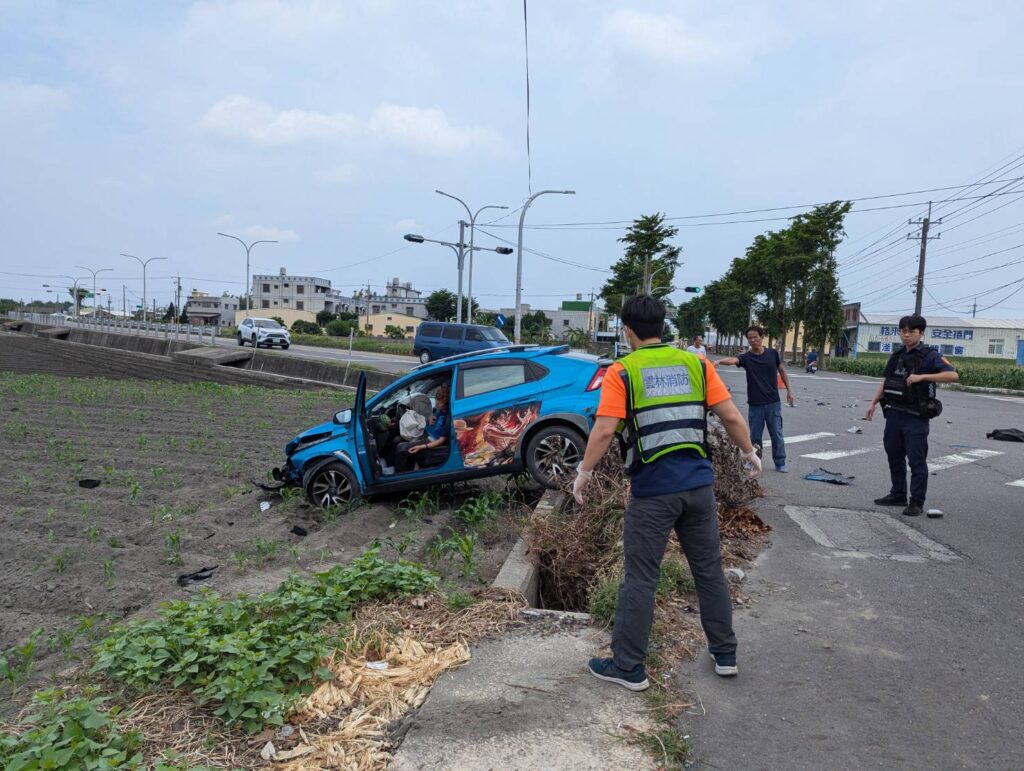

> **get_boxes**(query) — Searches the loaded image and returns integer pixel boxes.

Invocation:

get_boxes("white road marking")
[802,447,875,460]
[1007,479,1024,487]
[927,448,1003,472]
[978,395,1024,404]
[764,432,834,447]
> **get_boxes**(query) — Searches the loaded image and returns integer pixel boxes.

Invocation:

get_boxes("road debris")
[803,468,855,485]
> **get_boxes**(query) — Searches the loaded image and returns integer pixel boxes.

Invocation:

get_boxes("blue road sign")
[495,313,506,328]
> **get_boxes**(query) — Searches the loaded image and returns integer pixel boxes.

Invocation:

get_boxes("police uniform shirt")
[884,344,955,400]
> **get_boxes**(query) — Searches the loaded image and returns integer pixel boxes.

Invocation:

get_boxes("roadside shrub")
[0,688,143,769]
[325,319,357,337]
[93,546,438,733]
[291,319,322,335]
[384,324,407,339]
[828,357,1024,390]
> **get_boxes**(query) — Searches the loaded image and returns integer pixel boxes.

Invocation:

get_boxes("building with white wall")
[848,312,1024,361]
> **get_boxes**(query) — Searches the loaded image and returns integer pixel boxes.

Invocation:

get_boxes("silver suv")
[237,317,291,349]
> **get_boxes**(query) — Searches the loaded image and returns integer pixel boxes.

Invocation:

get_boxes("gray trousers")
[612,485,737,671]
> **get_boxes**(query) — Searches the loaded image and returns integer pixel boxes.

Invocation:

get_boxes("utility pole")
[122,285,126,318]
[365,281,371,334]
[972,298,977,318]
[174,275,182,323]
[908,201,942,316]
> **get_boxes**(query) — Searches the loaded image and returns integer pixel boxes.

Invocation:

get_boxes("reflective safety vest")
[616,344,708,475]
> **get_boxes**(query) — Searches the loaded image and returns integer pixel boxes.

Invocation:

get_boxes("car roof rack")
[410,344,555,371]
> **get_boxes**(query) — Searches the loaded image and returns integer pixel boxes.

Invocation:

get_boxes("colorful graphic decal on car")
[454,402,540,468]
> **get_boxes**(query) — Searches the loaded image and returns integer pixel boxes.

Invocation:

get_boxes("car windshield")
[255,320,282,328]
[481,328,508,342]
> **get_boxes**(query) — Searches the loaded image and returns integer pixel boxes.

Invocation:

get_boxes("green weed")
[0,628,43,696]
[164,531,183,565]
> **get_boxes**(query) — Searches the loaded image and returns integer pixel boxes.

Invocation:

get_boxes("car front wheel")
[237,334,244,346]
[525,425,586,489]
[303,460,361,510]
[418,350,431,364]
[281,343,290,349]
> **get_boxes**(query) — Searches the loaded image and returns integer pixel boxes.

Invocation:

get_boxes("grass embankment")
[222,327,414,356]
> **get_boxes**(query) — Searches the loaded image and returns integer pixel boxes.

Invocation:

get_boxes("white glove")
[739,448,762,479]
[572,467,594,503]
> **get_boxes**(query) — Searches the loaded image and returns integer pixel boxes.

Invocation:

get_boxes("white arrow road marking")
[1007,479,1024,487]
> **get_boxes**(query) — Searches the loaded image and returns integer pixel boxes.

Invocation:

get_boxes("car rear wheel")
[419,350,431,364]
[525,425,586,489]
[303,460,361,510]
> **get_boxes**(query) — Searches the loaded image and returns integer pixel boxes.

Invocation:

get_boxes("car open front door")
[351,371,374,480]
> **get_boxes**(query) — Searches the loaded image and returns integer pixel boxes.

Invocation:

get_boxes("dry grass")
[110,590,526,770]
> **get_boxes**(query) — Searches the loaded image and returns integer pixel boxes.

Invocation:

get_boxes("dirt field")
[0,372,522,711]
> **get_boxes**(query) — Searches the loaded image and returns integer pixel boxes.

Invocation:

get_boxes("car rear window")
[442,326,463,340]
[419,324,441,337]
[461,363,527,397]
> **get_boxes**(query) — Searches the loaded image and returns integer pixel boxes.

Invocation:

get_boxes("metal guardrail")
[8,312,221,345]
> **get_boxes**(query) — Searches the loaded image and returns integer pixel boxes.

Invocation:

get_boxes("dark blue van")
[413,322,509,364]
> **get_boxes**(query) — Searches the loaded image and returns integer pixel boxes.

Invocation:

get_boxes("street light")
[217,232,277,318]
[435,190,509,323]
[43,276,88,318]
[645,263,680,295]
[514,189,575,344]
[76,265,113,318]
[121,253,167,321]
[403,233,513,322]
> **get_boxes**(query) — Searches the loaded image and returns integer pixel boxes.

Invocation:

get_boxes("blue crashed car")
[273,345,609,509]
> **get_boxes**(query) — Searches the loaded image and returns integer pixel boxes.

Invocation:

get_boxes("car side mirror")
[333,409,352,425]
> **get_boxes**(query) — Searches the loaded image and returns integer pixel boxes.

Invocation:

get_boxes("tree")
[802,257,846,365]
[425,289,456,321]
[316,309,336,327]
[163,302,176,322]
[565,327,592,348]
[384,324,407,339]
[520,310,553,343]
[0,298,18,314]
[238,296,249,311]
[601,213,681,313]
[675,296,707,340]
[271,316,285,327]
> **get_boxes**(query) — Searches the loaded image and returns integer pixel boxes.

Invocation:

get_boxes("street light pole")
[43,276,87,318]
[514,189,575,344]
[121,253,167,320]
[435,190,509,323]
[75,265,113,318]
[645,263,679,295]
[217,233,277,318]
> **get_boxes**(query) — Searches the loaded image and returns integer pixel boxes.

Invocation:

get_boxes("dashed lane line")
[927,448,1003,472]
[1007,479,1024,487]
[764,432,834,447]
[801,447,875,460]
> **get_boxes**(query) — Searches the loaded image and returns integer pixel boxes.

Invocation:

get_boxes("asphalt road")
[683,365,1024,769]
[222,337,418,374]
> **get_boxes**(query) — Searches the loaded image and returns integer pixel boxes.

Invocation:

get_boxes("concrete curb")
[944,383,1024,396]
[491,488,566,609]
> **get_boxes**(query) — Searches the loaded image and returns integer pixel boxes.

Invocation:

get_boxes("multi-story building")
[366,277,429,320]
[184,290,239,327]
[497,295,603,340]
[250,268,333,320]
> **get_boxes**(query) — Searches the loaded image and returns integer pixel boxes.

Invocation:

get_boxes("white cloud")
[601,8,785,67]
[197,95,507,156]
[0,80,69,117]
[391,218,419,232]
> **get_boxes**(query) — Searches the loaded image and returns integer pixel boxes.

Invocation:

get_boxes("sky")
[3,0,1024,319]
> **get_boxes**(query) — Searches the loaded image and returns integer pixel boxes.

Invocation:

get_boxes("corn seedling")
[45,508,55,522]
[46,529,55,544]
[128,480,142,504]
[137,433,149,449]
[151,466,165,483]
[164,531,183,565]
[103,558,116,583]
[17,474,32,496]
[85,525,99,543]
[52,551,67,573]
[398,489,440,519]
[107,536,124,549]
[0,628,43,695]
[288,544,301,564]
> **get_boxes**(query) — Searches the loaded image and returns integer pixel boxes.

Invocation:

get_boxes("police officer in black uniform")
[865,315,959,517]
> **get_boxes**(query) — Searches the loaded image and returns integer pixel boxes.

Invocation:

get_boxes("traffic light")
[683,286,702,294]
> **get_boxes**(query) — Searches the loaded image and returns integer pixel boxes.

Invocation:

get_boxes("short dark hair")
[898,314,927,332]
[620,294,666,340]
[745,325,765,338]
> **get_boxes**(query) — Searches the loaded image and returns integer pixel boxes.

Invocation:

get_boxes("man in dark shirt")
[715,325,795,472]
[865,315,958,517]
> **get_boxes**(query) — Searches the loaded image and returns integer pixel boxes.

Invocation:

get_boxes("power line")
[473,227,612,273]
